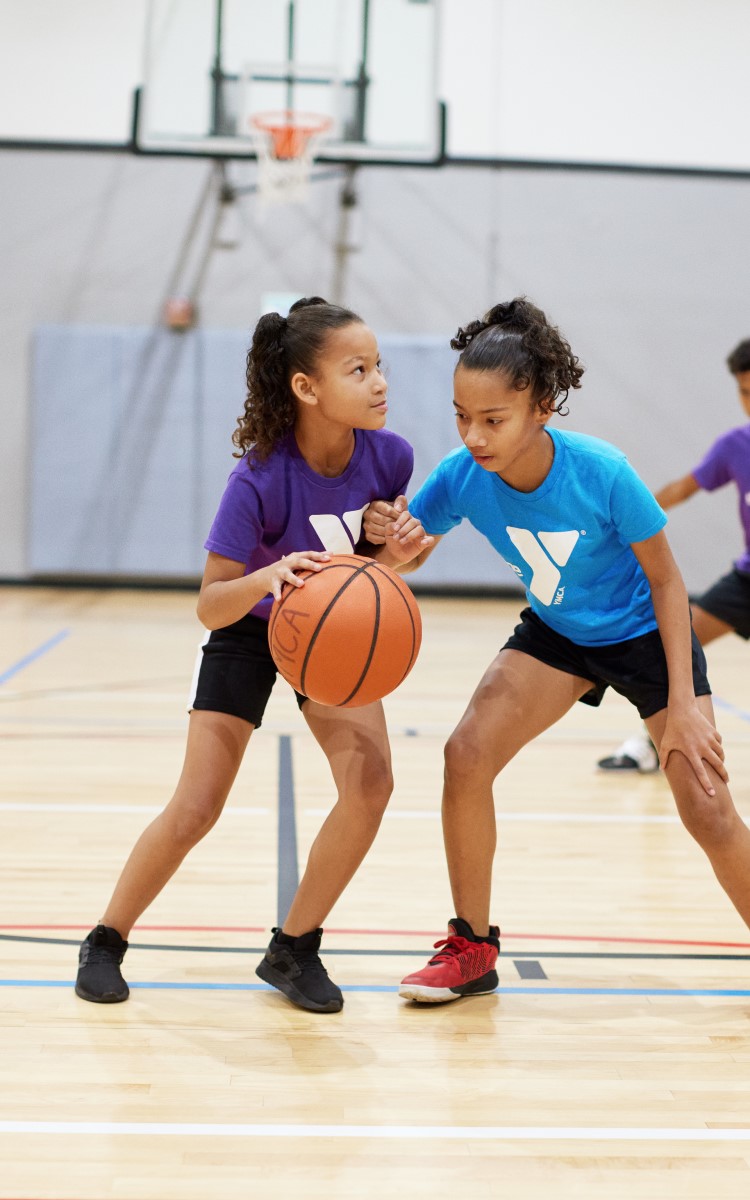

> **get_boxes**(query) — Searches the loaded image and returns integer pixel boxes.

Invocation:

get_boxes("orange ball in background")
[163,297,196,331]
[268,553,422,707]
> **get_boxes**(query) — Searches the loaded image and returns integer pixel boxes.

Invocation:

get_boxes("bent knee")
[678,792,738,847]
[166,793,227,846]
[349,769,394,826]
[444,727,491,783]
[364,769,394,814]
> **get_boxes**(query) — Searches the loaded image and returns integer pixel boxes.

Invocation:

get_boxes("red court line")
[4,923,750,949]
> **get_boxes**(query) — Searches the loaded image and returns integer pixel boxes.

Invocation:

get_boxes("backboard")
[134,0,444,165]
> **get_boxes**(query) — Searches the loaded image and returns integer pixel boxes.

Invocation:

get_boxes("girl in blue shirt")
[368,297,750,1004]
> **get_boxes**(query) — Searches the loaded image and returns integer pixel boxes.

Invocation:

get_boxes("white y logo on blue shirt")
[308,506,367,553]
[506,527,580,605]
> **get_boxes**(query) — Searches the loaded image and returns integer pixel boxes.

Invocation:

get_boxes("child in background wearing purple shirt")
[599,338,750,773]
[75,297,429,1014]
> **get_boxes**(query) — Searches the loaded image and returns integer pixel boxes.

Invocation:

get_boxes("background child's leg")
[599,607,734,772]
[442,650,594,934]
[645,697,750,926]
[282,700,392,935]
[101,709,253,937]
[691,605,734,644]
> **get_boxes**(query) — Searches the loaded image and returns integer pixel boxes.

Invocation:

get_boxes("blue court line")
[0,628,71,686]
[713,695,750,724]
[4,980,750,996]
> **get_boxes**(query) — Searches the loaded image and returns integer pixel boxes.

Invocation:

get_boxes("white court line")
[0,1120,748,1141]
[0,803,269,815]
[0,802,679,822]
[304,808,685,824]
[3,803,746,827]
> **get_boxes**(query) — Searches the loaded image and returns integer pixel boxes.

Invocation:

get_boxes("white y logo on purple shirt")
[308,506,368,553]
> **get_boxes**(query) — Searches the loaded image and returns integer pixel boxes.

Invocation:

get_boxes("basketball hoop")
[249,110,333,207]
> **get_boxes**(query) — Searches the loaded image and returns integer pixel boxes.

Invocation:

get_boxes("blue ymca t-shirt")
[410,427,667,646]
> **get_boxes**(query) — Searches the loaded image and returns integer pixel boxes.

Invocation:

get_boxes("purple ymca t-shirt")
[691,423,750,574]
[205,428,414,619]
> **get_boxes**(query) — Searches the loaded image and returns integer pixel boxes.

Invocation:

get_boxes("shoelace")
[427,935,475,965]
[291,949,330,977]
[84,943,123,965]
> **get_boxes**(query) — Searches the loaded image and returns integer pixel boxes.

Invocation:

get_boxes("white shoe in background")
[597,732,659,773]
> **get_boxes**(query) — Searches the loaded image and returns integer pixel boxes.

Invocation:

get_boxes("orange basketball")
[268,553,422,707]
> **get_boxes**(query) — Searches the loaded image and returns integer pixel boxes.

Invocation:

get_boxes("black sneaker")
[256,927,343,1013]
[75,924,130,1003]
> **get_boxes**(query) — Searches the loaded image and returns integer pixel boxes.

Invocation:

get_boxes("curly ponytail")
[451,297,584,414]
[233,296,363,461]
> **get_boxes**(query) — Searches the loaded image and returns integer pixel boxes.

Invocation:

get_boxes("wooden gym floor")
[1,584,750,1199]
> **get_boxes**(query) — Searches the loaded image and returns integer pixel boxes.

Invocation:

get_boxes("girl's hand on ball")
[268,554,422,706]
[268,552,330,601]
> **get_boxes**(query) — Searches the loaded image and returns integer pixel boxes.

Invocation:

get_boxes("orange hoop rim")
[250,110,333,143]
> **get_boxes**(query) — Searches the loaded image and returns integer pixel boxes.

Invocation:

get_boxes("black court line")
[514,960,548,980]
[4,933,750,962]
[277,734,299,927]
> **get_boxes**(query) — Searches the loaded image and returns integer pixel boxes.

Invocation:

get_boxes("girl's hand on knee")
[659,705,727,795]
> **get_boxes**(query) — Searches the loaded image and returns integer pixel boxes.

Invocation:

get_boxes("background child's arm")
[654,473,700,510]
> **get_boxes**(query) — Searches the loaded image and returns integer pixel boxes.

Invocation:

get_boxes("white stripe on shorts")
[186,630,211,713]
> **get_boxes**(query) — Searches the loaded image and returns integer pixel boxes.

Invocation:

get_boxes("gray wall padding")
[30,325,515,588]
[6,151,748,590]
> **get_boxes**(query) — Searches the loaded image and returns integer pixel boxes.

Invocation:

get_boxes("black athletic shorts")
[693,568,750,640]
[190,613,307,728]
[503,607,711,720]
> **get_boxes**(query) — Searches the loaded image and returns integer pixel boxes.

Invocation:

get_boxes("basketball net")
[250,111,333,208]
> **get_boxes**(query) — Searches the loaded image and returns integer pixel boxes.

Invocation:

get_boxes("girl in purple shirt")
[74,297,429,1014]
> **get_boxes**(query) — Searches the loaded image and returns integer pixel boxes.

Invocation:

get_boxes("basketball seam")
[270,555,419,706]
[299,561,378,702]
[362,562,419,682]
[337,569,380,706]
[268,555,364,664]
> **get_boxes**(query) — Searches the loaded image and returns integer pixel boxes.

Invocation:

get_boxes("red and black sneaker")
[399,917,500,1003]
